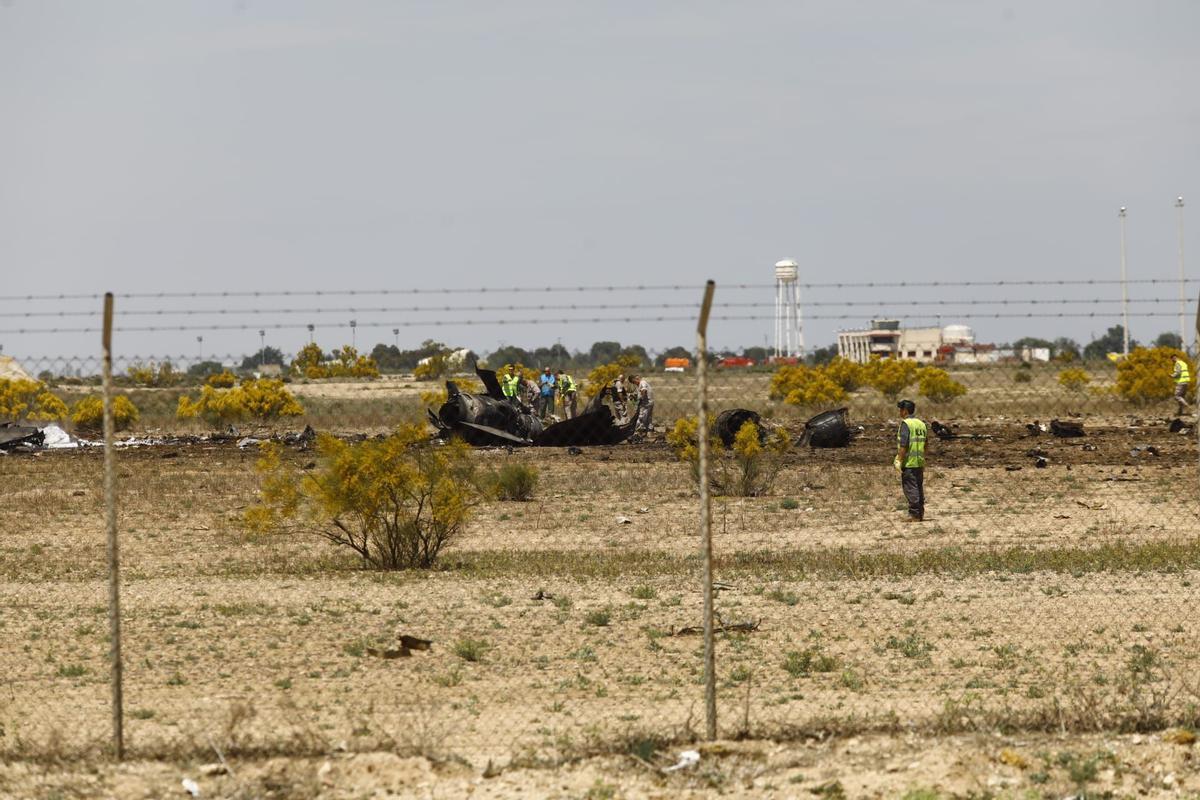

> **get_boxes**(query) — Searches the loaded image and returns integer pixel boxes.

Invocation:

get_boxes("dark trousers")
[901,467,924,519]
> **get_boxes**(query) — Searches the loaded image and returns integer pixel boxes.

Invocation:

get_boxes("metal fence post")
[695,280,717,740]
[102,292,125,760]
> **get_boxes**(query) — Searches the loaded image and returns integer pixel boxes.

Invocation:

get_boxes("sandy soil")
[1,414,1197,797]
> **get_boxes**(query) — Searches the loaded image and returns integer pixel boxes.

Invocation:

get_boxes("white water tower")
[773,258,805,359]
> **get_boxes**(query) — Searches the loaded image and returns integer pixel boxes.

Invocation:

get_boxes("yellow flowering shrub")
[245,424,483,569]
[70,394,139,434]
[916,367,967,403]
[177,378,303,426]
[1116,347,1196,405]
[0,378,68,421]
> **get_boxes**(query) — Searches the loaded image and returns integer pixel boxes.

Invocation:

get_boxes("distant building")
[837,320,962,364]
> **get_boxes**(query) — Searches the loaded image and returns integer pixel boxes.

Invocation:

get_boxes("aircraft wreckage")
[428,366,636,447]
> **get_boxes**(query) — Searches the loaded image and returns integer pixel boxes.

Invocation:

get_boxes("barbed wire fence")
[1,282,1199,772]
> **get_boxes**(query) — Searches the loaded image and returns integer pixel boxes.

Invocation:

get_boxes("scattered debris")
[236,437,262,449]
[1082,443,1097,451]
[635,507,650,514]
[1004,465,1022,471]
[1075,500,1108,510]
[663,750,701,773]
[1050,419,1085,437]
[531,589,554,601]
[671,618,760,636]
[931,420,991,441]
[712,581,736,593]
[566,446,583,455]
[1034,456,1047,468]
[803,407,852,448]
[181,777,201,797]
[615,516,633,525]
[1130,445,1159,457]
[0,422,43,451]
[366,634,432,659]
[198,763,228,777]
[1053,514,1071,520]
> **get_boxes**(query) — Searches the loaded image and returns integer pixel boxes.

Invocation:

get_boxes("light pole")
[350,319,357,350]
[258,329,266,369]
[1119,207,1130,356]
[1178,197,1187,352]
[393,328,399,349]
[197,335,203,362]
[307,324,315,344]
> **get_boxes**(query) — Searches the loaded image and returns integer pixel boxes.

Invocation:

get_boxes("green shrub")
[493,463,539,501]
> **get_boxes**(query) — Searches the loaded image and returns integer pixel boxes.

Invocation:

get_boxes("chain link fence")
[2,293,1198,773]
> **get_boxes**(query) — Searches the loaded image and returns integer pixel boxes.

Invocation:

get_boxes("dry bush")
[1057,367,1091,392]
[668,415,791,496]
[414,353,451,381]
[1116,347,1196,405]
[246,424,483,569]
[916,366,967,402]
[126,361,180,387]
[176,378,304,426]
[70,394,139,434]
[0,378,68,421]
[292,343,380,379]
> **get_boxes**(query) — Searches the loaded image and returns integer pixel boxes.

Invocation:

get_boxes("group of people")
[499,365,655,433]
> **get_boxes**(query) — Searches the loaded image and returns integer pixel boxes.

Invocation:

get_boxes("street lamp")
[1118,207,1129,356]
[1178,197,1187,351]
[258,329,266,369]
[350,319,357,350]
[197,335,203,361]
[392,328,399,349]
[307,324,314,344]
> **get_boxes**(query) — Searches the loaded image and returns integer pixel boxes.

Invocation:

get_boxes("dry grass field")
[3,367,1200,798]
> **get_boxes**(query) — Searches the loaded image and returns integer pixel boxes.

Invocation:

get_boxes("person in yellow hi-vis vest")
[1171,355,1191,415]
[501,366,522,405]
[894,398,927,522]
[556,370,578,419]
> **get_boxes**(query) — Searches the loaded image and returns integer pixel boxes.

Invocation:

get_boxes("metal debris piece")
[531,589,554,601]
[1050,419,1085,437]
[714,409,762,447]
[615,516,633,525]
[671,618,760,636]
[0,422,43,451]
[663,750,701,773]
[399,634,431,651]
[803,407,852,448]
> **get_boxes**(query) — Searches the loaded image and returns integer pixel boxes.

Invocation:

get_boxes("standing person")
[523,377,540,408]
[538,367,557,419]
[501,366,522,405]
[1171,355,1191,415]
[612,374,628,422]
[631,373,654,433]
[556,370,578,419]
[894,399,927,522]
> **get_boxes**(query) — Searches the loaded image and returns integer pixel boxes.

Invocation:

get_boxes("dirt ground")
[1,411,1198,798]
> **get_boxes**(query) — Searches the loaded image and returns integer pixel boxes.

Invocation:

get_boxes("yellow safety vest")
[502,373,521,397]
[560,375,576,393]
[899,417,927,468]
[1175,359,1191,385]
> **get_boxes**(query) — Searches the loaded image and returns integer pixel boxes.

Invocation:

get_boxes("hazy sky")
[1,1,1197,363]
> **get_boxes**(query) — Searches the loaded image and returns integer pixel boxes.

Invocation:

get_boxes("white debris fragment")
[615,516,632,525]
[40,424,78,449]
[663,749,700,772]
[181,777,201,797]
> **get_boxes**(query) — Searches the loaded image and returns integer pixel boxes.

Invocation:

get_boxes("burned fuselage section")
[428,366,635,447]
